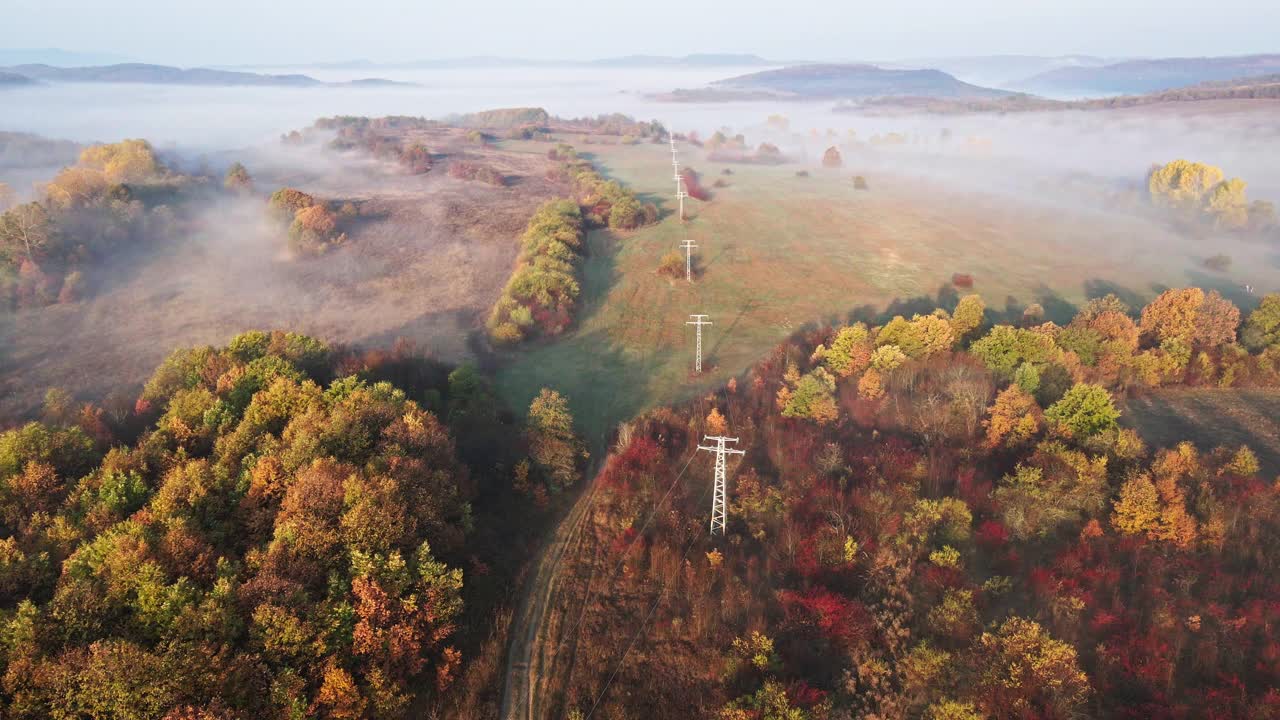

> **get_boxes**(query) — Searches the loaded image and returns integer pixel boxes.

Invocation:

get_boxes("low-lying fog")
[3,65,1280,199]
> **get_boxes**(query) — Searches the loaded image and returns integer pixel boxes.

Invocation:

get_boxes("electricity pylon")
[676,186,688,221]
[686,314,711,373]
[680,238,697,281]
[698,435,744,536]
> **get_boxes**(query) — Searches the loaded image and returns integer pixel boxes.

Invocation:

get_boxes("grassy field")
[493,139,1277,449]
[1123,388,1280,478]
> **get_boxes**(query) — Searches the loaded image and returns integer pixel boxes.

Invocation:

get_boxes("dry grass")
[493,138,1278,450]
[0,128,566,420]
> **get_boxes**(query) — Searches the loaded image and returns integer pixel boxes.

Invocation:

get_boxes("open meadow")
[494,135,1279,447]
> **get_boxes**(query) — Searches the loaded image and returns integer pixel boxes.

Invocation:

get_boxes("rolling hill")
[707,63,1011,100]
[840,72,1280,114]
[1015,53,1280,95]
[889,54,1114,87]
[0,63,411,88]
[0,71,36,87]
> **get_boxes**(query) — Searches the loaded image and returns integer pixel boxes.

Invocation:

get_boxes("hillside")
[0,63,411,88]
[840,73,1280,114]
[0,71,35,87]
[1015,53,1280,95]
[889,54,1113,87]
[686,63,1011,101]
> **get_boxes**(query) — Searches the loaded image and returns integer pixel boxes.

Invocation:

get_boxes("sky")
[1,0,1277,66]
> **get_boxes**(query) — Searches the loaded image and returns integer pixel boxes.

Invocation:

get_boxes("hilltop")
[1014,53,1280,95]
[840,72,1280,114]
[661,63,1011,102]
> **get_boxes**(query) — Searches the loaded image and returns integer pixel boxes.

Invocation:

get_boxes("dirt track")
[501,456,605,720]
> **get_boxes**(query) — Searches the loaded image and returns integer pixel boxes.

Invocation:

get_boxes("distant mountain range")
[1013,54,1280,95]
[0,71,37,87]
[660,63,1011,102]
[0,63,413,88]
[887,54,1116,88]
[223,53,784,70]
[838,72,1280,115]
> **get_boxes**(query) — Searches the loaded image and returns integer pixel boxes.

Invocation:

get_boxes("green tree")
[224,162,252,192]
[822,323,872,378]
[1045,383,1119,438]
[781,368,839,424]
[949,294,986,343]
[1241,293,1280,351]
[526,388,583,491]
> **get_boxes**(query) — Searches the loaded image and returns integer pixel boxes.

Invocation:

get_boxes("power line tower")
[686,314,711,373]
[697,435,744,536]
[680,238,697,281]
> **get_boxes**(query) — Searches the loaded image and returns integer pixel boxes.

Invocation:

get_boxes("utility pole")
[680,238,697,281]
[697,435,744,536]
[686,314,711,373]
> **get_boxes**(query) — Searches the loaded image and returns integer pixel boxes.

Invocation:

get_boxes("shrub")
[448,161,505,186]
[795,170,810,178]
[223,162,252,192]
[400,144,432,174]
[853,175,869,190]
[657,251,685,279]
[268,188,316,219]
[607,195,642,230]
[288,204,345,254]
[680,167,711,201]
[952,273,974,288]
[822,146,843,168]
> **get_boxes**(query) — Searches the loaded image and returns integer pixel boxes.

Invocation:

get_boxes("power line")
[696,436,744,536]
[680,238,697,282]
[686,314,711,374]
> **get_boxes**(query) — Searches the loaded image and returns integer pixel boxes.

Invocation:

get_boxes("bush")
[268,188,316,219]
[223,162,252,192]
[822,146,843,168]
[287,204,345,254]
[448,161,506,186]
[795,170,810,178]
[853,175,869,190]
[657,251,685,279]
[680,167,711,201]
[400,144,432,174]
[608,195,642,230]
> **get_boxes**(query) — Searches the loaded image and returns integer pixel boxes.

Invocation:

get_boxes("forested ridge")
[0,331,584,719]
[549,288,1280,719]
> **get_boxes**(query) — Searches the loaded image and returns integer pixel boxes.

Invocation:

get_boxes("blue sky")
[2,0,1277,65]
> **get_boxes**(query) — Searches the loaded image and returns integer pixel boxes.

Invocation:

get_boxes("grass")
[493,139,1278,451]
[1123,388,1280,478]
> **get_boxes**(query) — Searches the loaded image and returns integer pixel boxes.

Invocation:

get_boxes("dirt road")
[500,457,604,720]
